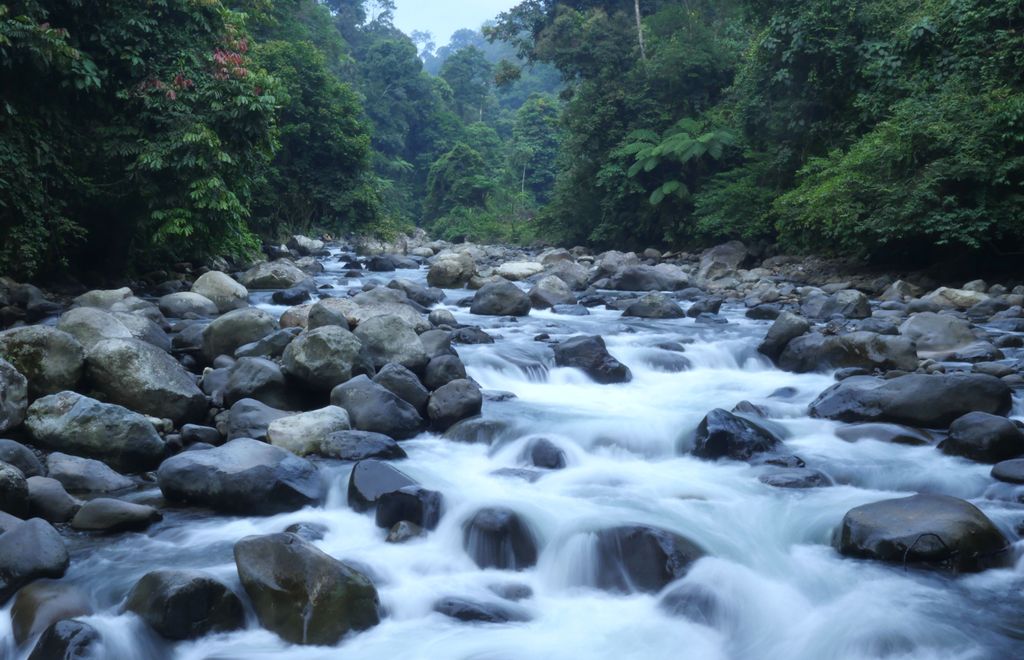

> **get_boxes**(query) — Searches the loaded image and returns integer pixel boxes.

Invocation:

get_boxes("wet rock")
[444,417,512,445]
[332,375,424,439]
[113,312,171,352]
[938,412,1024,463]
[777,332,918,373]
[388,279,445,307]
[267,406,351,456]
[837,494,1009,572]
[898,312,976,357]
[282,325,372,392]
[470,280,531,316]
[158,438,321,515]
[608,264,690,291]
[386,520,424,543]
[227,398,289,442]
[427,379,482,431]
[375,485,443,530]
[158,292,218,317]
[0,358,27,433]
[70,498,161,532]
[374,363,430,413]
[234,532,380,645]
[622,293,685,319]
[239,260,308,290]
[201,308,278,363]
[757,313,810,362]
[464,507,538,570]
[288,235,324,255]
[835,423,933,446]
[235,327,300,359]
[27,477,79,522]
[181,424,221,446]
[347,460,417,512]
[427,253,476,288]
[758,467,832,488]
[26,391,164,472]
[496,261,544,281]
[0,461,28,517]
[354,314,429,372]
[991,459,1024,484]
[526,438,567,469]
[593,525,705,593]
[56,307,134,351]
[551,304,590,316]
[420,329,457,359]
[659,583,723,625]
[423,355,468,391]
[124,569,244,640]
[283,521,328,542]
[452,326,495,344]
[46,453,133,494]
[428,308,458,327]
[85,338,207,425]
[528,276,576,309]
[0,327,85,398]
[11,581,91,645]
[921,287,989,310]
[810,373,1012,428]
[191,271,248,313]
[819,290,871,319]
[0,518,69,603]
[552,335,631,384]
[433,596,530,624]
[271,286,312,306]
[686,297,724,318]
[321,430,407,461]
[692,409,783,461]
[27,620,100,660]
[698,242,746,282]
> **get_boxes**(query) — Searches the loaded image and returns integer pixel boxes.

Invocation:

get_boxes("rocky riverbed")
[0,235,1023,659]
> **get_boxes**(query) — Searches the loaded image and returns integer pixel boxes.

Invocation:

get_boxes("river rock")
[27,477,79,522]
[471,280,531,316]
[331,375,424,440]
[388,279,445,307]
[837,494,1009,572]
[234,532,380,645]
[552,335,631,384]
[267,406,351,456]
[157,438,321,515]
[622,293,685,319]
[991,459,1024,484]
[70,497,161,532]
[697,241,746,282]
[921,287,989,310]
[375,485,443,530]
[222,357,296,409]
[201,308,278,363]
[0,461,28,517]
[347,460,417,512]
[240,260,308,289]
[818,290,871,319]
[0,327,85,398]
[809,373,1012,427]
[526,438,567,469]
[11,581,91,645]
[73,287,132,309]
[758,467,832,489]
[427,379,482,431]
[0,440,41,479]
[898,312,976,357]
[158,292,218,318]
[834,423,933,446]
[27,620,100,660]
[113,312,172,352]
[427,253,476,288]
[124,569,244,640]
[288,235,325,255]
[434,596,529,624]
[235,327,300,359]
[757,313,811,362]
[423,355,467,391]
[26,391,164,472]
[608,264,691,291]
[495,261,543,281]
[528,276,576,309]
[692,409,783,461]
[282,325,372,392]
[0,359,27,433]
[354,314,429,372]
[374,363,430,413]
[46,453,133,493]
[85,338,206,425]
[0,518,69,603]
[227,398,290,442]
[56,307,133,351]
[320,430,407,461]
[938,412,1024,463]
[593,525,705,593]
[777,332,918,373]
[191,271,249,313]
[464,507,538,570]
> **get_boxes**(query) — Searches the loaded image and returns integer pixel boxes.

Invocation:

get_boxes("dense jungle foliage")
[1,0,1021,277]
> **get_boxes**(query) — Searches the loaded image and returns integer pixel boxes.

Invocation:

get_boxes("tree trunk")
[634,0,646,60]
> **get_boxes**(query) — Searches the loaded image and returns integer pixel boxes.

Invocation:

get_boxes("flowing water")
[3,250,1024,660]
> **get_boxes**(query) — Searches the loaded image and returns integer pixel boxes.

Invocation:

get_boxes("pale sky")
[393,0,520,45]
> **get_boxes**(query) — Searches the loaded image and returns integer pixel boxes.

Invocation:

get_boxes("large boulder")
[85,338,206,425]
[191,271,249,313]
[282,325,372,392]
[56,307,133,351]
[757,312,811,362]
[938,412,1024,463]
[433,596,529,624]
[470,280,531,316]
[0,327,85,398]
[427,252,476,288]
[234,532,380,645]
[27,620,100,660]
[27,477,79,522]
[375,486,443,530]
[288,235,325,255]
[463,507,538,570]
[239,260,308,289]
[818,290,871,319]
[528,276,576,309]
[331,376,424,440]
[354,314,429,372]
[267,406,351,456]
[427,379,482,431]
[46,453,133,493]
[227,398,290,442]
[26,391,164,472]
[124,569,244,640]
[320,431,407,462]
[692,409,783,461]
[157,438,321,515]
[113,312,172,353]
[222,357,295,410]
[622,293,685,319]
[201,308,278,363]
[777,332,918,373]
[607,265,690,291]
[10,581,91,646]
[0,461,29,517]
[0,358,28,433]
[809,373,1013,428]
[552,335,632,384]
[898,312,977,357]
[347,459,417,511]
[496,261,544,281]
[0,518,69,603]
[592,525,705,593]
[837,494,1009,572]
[157,292,218,318]
[921,287,989,310]
[697,241,746,282]
[72,287,132,309]
[70,497,161,532]
[374,363,430,413]
[0,439,43,477]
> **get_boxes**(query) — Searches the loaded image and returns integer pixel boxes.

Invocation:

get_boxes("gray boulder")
[347,460,417,511]
[282,326,372,392]
[423,355,467,391]
[27,477,79,522]
[56,307,133,350]
[898,312,977,357]
[158,438,321,515]
[158,292,218,318]
[0,358,27,433]
[528,276,577,309]
[354,314,429,372]
[607,265,690,291]
[427,379,482,431]
[239,260,308,289]
[692,409,783,461]
[46,453,133,493]
[27,620,100,660]
[470,281,531,316]
[267,406,351,456]
[0,461,28,517]
[320,431,407,461]
[27,391,164,472]
[227,398,290,442]
[0,439,44,477]
[70,497,161,532]
[10,581,91,646]
[0,518,69,603]
[0,327,85,398]
[757,313,811,362]
[939,412,1024,463]
[777,332,918,373]
[124,569,244,640]
[191,271,249,313]
[593,525,705,593]
[331,376,424,440]
[818,290,871,319]
[201,308,278,363]
[222,357,296,410]
[463,507,538,570]
[697,241,746,282]
[427,253,476,288]
[622,293,685,319]
[374,363,430,413]
[552,335,632,384]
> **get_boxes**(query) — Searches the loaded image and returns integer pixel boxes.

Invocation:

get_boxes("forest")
[1,0,1022,279]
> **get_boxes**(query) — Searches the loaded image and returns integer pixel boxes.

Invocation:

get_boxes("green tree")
[440,46,494,122]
